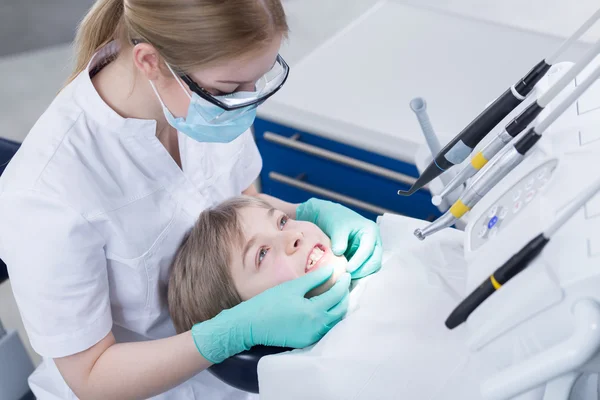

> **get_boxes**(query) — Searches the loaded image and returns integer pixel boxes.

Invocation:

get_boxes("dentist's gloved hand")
[191,265,351,364]
[297,198,382,279]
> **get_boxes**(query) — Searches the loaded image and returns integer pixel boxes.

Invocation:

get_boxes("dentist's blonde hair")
[168,196,273,333]
[66,0,289,84]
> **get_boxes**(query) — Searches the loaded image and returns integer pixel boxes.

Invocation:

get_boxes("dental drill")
[433,36,600,206]
[414,60,600,241]
[398,7,600,197]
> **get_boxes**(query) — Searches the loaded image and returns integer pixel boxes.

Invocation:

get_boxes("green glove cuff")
[296,198,326,223]
[191,310,252,364]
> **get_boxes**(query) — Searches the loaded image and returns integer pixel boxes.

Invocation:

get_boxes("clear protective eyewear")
[169,55,288,124]
[132,39,289,124]
[180,54,289,111]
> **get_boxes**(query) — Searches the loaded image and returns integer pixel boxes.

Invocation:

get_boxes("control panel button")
[488,206,499,219]
[498,207,508,219]
[526,178,535,190]
[488,216,499,230]
[489,227,499,238]
[537,168,547,180]
[513,190,522,201]
[513,200,523,214]
[525,190,536,203]
[478,225,488,239]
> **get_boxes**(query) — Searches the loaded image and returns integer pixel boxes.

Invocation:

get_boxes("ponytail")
[65,0,124,85]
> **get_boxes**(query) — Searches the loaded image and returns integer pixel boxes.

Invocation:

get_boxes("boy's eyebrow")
[242,236,257,269]
[241,208,277,269]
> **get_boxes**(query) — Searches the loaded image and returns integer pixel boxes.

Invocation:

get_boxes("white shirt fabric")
[0,42,261,400]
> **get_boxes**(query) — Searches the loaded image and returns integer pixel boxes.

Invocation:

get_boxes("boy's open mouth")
[306,244,327,273]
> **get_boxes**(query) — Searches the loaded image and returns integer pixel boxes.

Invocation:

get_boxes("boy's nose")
[284,231,303,255]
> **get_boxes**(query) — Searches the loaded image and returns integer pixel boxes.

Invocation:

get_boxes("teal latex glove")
[296,198,383,279]
[191,265,351,364]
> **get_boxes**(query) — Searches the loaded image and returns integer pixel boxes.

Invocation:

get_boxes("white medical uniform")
[0,42,261,400]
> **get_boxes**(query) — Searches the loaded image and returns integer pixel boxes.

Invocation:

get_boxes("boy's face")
[229,206,348,300]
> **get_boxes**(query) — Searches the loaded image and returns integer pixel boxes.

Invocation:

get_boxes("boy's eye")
[279,215,288,230]
[258,247,269,266]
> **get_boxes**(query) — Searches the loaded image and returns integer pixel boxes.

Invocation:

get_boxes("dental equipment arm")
[410,98,443,158]
[435,36,600,205]
[398,8,600,197]
[415,61,600,241]
[410,98,454,189]
[445,173,600,329]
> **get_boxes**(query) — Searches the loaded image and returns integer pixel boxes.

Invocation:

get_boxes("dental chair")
[209,346,291,393]
[0,138,18,284]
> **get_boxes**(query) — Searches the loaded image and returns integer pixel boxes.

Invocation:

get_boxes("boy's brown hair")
[168,196,272,333]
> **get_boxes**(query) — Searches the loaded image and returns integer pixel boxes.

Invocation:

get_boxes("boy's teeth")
[307,247,325,269]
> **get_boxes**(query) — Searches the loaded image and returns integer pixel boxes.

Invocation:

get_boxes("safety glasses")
[179,54,290,111]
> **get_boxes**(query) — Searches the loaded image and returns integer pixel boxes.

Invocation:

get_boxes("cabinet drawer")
[254,118,440,221]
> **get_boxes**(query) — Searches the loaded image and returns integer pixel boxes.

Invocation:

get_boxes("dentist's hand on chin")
[296,198,383,279]
[191,265,351,364]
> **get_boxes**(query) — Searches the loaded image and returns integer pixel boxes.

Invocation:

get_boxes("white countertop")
[398,0,600,45]
[258,0,592,163]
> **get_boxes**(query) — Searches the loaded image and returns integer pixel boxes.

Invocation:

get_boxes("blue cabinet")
[254,118,440,221]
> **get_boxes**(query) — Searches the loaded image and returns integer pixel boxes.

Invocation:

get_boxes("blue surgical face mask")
[149,67,257,143]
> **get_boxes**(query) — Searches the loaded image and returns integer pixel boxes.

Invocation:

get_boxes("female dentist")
[0,0,382,399]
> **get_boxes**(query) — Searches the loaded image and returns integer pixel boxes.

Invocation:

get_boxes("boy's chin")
[305,256,348,298]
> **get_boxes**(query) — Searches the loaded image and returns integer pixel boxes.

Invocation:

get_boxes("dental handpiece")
[398,8,600,197]
[434,35,600,206]
[415,60,600,241]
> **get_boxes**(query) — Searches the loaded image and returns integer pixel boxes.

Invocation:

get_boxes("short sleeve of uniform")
[238,129,263,192]
[0,191,112,358]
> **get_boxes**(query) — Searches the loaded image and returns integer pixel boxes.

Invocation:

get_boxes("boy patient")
[168,196,349,333]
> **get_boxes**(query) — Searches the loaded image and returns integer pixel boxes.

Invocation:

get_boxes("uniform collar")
[73,41,156,137]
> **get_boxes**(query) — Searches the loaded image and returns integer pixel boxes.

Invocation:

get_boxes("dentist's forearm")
[55,331,212,400]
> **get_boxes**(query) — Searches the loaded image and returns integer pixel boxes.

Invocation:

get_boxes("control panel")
[470,160,558,250]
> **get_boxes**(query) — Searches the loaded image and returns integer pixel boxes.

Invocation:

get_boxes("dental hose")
[433,34,600,205]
